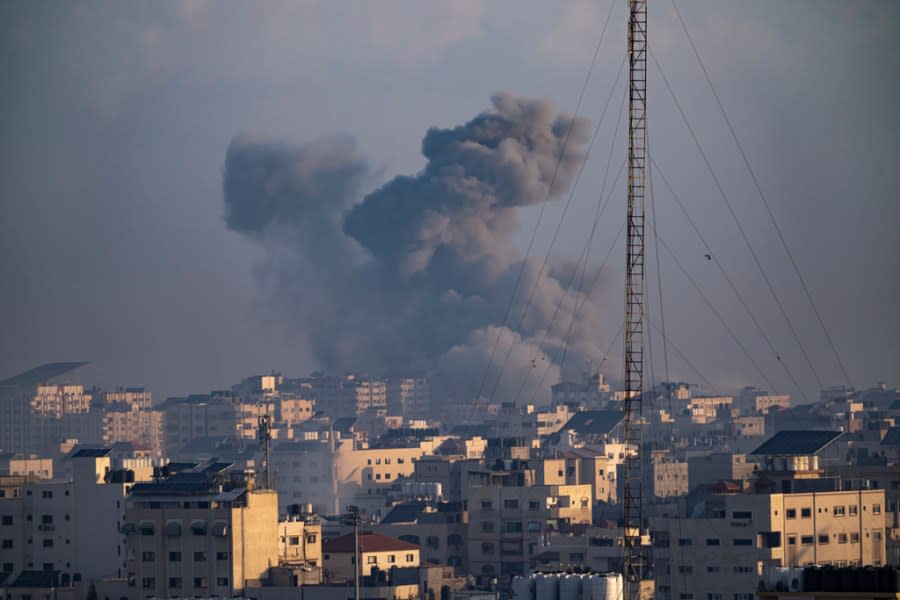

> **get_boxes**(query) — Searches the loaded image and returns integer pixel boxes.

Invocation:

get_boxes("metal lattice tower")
[623,0,646,596]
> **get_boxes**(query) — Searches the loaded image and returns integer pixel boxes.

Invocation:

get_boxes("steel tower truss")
[623,0,646,595]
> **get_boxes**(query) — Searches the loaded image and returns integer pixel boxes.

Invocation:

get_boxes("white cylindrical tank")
[512,576,534,600]
[535,573,559,600]
[610,573,623,600]
[559,574,581,600]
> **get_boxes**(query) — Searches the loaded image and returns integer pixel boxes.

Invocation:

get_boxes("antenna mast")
[623,0,647,596]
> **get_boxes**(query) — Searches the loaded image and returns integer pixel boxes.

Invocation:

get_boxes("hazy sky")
[1,1,897,403]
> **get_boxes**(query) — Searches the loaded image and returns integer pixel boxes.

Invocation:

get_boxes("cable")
[645,314,722,397]
[647,128,671,415]
[472,0,619,410]
[644,218,780,395]
[669,0,853,390]
[650,157,809,403]
[650,47,823,395]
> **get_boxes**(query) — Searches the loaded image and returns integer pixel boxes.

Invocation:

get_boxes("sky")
[0,0,897,405]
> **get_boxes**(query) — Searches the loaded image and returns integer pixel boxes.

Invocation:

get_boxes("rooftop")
[324,530,419,554]
[561,410,623,436]
[750,430,842,456]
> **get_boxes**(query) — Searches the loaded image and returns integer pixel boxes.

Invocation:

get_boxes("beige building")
[0,454,53,479]
[122,468,279,599]
[464,468,592,581]
[102,407,164,457]
[535,451,613,503]
[653,488,886,600]
[323,531,420,583]
[102,388,152,411]
[277,515,323,583]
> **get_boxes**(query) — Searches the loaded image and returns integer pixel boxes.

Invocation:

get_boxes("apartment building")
[652,488,886,600]
[375,501,467,569]
[323,531,420,583]
[0,448,146,581]
[687,452,756,492]
[122,466,278,600]
[161,393,238,452]
[387,377,430,419]
[464,468,592,581]
[0,455,53,479]
[535,450,613,503]
[102,407,164,457]
[102,388,152,411]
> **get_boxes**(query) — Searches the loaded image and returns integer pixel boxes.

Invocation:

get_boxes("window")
[678,538,693,546]
[801,536,814,545]
[733,566,752,574]
[504,499,519,509]
[838,533,848,543]
[194,577,207,588]
[1,539,12,548]
[818,534,829,544]
[306,534,317,544]
[705,538,720,546]
[481,500,493,510]
[733,511,752,520]
[216,577,228,586]
[849,505,858,516]
[733,539,752,546]
[42,539,53,548]
[169,551,182,562]
[216,551,229,560]
[41,515,52,524]
[3,563,13,572]
[851,533,860,543]
[481,522,494,533]
[142,551,155,562]
[1,516,11,525]
[367,556,377,564]
[786,508,796,519]
[505,522,523,533]
[168,577,182,589]
[387,555,396,563]
[706,566,720,573]
[142,578,155,589]
[801,508,811,518]
[678,566,693,574]
[41,491,52,499]
[289,536,300,545]
[385,458,391,464]
[833,505,845,516]
[528,500,539,510]
[406,553,414,562]
[481,542,495,555]
[873,504,881,515]
[193,552,206,562]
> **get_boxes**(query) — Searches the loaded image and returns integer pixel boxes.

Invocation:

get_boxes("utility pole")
[257,407,272,489]
[623,0,647,598]
[344,505,361,600]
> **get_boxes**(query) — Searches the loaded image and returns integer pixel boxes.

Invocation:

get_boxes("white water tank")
[535,573,559,600]
[610,573,623,600]
[559,574,582,600]
[512,576,534,600]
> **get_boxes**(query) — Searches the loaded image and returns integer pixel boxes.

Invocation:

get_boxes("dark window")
[733,511,752,520]
[678,538,693,546]
[216,551,229,560]
[705,538,720,546]
[306,534,317,544]
[2,539,13,548]
[801,536,814,545]
[785,509,796,519]
[42,540,53,548]
[168,577,181,589]
[1,516,12,525]
[41,491,52,499]
[505,522,523,533]
[216,577,228,586]
[818,534,829,544]
[733,538,752,546]
[801,508,811,518]
[142,552,154,561]
[169,551,182,562]
[194,577,207,588]
[504,499,519,509]
[193,552,206,562]
[142,578,155,589]
[758,532,781,548]
[41,515,52,524]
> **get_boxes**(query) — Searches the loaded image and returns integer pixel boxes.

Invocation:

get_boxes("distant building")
[322,531,420,583]
[387,377,430,419]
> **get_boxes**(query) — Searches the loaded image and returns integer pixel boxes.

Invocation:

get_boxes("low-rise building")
[323,531,420,583]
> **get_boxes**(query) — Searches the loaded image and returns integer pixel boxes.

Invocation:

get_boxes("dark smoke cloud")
[224,93,610,413]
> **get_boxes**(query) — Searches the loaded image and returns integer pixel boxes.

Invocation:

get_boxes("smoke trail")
[224,93,610,414]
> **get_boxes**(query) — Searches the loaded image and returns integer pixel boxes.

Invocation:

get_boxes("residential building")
[322,531,420,583]
[122,465,279,600]
[387,377,430,419]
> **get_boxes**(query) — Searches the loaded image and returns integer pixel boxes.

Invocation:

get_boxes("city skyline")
[1,1,897,403]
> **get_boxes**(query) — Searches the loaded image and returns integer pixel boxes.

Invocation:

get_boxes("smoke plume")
[224,93,610,414]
